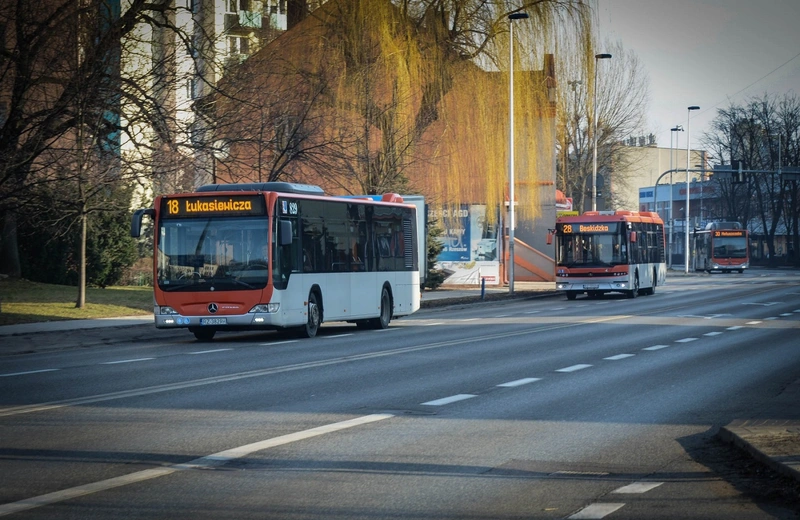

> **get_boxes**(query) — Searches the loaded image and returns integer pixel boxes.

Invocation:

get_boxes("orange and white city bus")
[131,182,420,341]
[552,210,667,300]
[694,222,749,273]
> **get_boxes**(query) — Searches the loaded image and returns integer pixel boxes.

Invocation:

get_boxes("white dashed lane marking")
[613,481,664,493]
[675,338,697,343]
[643,344,670,351]
[604,354,634,361]
[568,503,625,519]
[102,358,154,365]
[703,332,723,337]
[497,378,541,388]
[421,394,477,406]
[556,364,592,373]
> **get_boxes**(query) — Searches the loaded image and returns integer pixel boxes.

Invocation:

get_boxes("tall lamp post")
[684,105,700,273]
[507,11,528,294]
[591,53,612,211]
[669,125,683,268]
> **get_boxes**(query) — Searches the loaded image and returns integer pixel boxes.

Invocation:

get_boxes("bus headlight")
[159,306,178,315]
[249,303,280,314]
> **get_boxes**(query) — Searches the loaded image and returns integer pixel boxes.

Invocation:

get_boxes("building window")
[227,36,249,56]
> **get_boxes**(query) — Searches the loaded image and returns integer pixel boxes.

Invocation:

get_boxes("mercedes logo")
[208,303,218,314]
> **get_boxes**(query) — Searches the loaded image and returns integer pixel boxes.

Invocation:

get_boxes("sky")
[597,0,800,156]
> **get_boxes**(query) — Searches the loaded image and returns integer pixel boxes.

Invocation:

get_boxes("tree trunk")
[0,212,22,278]
[76,210,87,309]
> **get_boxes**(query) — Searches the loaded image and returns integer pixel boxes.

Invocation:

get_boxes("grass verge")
[0,278,152,326]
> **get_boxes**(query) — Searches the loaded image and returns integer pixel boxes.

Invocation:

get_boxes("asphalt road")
[1,270,799,519]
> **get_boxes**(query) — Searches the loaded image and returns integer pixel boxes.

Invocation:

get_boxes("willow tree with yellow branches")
[218,0,596,223]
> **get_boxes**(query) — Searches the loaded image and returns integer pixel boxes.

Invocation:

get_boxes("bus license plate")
[583,284,599,290]
[200,318,227,325]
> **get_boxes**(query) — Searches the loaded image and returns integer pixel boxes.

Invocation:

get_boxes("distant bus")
[131,182,420,341]
[694,222,749,273]
[552,210,667,300]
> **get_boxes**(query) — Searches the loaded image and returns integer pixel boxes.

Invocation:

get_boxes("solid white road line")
[0,414,393,517]
[0,369,60,378]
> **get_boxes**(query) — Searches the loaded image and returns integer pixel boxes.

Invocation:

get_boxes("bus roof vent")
[381,193,404,203]
[706,221,741,230]
[197,182,324,195]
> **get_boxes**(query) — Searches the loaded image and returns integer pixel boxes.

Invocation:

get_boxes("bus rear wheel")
[359,287,392,329]
[372,287,392,329]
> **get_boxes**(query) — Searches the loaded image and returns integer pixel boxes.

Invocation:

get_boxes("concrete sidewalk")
[1,279,798,489]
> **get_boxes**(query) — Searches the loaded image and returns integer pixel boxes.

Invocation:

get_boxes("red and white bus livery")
[552,210,667,300]
[694,222,749,273]
[131,182,420,341]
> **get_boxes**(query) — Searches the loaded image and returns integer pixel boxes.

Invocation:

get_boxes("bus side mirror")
[629,231,637,243]
[131,208,155,238]
[279,219,293,246]
[546,231,553,245]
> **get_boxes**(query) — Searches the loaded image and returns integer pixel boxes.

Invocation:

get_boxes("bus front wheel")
[627,276,639,299]
[191,327,216,342]
[300,292,321,338]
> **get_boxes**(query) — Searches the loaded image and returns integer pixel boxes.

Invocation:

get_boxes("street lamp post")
[592,53,612,211]
[669,125,683,268]
[684,105,700,274]
[507,12,528,294]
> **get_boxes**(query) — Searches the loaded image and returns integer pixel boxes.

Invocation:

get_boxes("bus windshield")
[157,217,269,291]
[557,231,628,267]
[713,236,747,259]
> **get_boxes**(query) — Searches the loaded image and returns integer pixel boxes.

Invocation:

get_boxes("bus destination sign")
[160,195,265,218]
[713,230,745,238]
[559,223,619,234]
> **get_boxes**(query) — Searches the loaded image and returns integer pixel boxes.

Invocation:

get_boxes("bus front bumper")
[555,280,631,292]
[154,304,285,330]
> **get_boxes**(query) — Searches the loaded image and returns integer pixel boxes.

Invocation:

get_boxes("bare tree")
[555,38,650,211]
[215,0,595,223]
[703,93,800,266]
[0,0,215,299]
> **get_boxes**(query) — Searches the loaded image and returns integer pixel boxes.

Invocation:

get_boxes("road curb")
[718,421,800,484]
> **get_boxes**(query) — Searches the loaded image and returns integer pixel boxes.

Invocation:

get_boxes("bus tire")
[644,268,657,295]
[300,291,321,338]
[627,276,639,298]
[191,328,216,342]
[367,287,392,329]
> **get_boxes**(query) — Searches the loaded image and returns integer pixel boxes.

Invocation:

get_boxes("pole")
[592,53,612,211]
[685,106,699,274]
[669,129,674,268]
[507,12,528,294]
